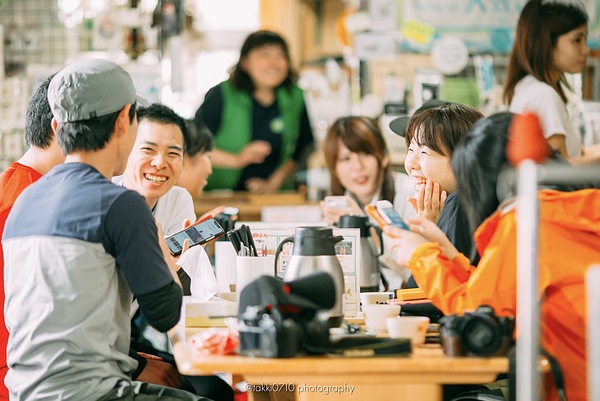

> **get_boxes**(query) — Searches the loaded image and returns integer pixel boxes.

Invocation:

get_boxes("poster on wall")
[397,0,600,52]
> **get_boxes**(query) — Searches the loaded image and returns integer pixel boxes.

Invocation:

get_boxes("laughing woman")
[400,102,483,264]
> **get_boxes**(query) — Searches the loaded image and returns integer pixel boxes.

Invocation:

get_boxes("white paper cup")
[236,255,276,300]
[386,316,430,346]
[362,304,401,334]
[215,241,238,293]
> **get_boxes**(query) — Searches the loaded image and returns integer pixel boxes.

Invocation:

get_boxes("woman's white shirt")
[509,75,582,157]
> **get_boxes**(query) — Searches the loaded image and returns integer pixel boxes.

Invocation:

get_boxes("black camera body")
[439,305,514,357]
[238,306,298,358]
[238,305,329,358]
[237,273,335,358]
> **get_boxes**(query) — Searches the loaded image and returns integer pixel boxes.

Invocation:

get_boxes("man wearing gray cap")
[2,59,209,400]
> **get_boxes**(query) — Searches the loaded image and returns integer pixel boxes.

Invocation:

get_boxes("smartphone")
[165,218,225,256]
[375,200,409,230]
[365,203,409,231]
[324,196,349,209]
[364,204,388,229]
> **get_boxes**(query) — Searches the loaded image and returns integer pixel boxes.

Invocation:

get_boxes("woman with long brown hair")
[320,116,413,225]
[504,0,600,164]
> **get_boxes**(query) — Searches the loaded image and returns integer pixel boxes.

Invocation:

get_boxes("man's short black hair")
[57,102,136,155]
[137,103,186,142]
[25,73,56,149]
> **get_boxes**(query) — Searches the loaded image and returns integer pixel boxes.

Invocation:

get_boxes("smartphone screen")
[166,219,224,256]
[376,201,409,230]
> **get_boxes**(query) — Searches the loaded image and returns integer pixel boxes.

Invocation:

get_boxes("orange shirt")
[409,189,600,401]
[0,162,42,399]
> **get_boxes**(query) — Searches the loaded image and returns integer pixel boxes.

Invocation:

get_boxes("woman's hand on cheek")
[409,181,447,224]
[382,224,430,267]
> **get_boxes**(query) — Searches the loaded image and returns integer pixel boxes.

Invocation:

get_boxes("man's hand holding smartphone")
[165,217,225,256]
[171,219,191,261]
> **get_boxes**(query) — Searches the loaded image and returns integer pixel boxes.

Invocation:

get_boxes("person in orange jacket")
[384,112,600,401]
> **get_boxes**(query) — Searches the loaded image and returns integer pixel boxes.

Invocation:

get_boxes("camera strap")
[508,347,567,401]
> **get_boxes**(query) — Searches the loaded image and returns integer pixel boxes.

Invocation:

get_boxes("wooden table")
[170,326,512,401]
[194,191,310,222]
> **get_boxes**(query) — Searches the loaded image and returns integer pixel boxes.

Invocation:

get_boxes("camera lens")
[461,315,502,356]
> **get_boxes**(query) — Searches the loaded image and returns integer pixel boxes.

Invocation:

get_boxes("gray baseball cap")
[48,58,146,123]
[389,99,451,137]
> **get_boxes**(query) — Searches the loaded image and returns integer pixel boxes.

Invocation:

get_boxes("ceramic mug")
[386,316,430,346]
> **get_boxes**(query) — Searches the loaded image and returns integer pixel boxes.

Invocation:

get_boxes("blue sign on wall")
[398,0,600,52]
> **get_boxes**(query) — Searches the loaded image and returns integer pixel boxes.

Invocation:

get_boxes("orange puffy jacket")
[409,189,600,401]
